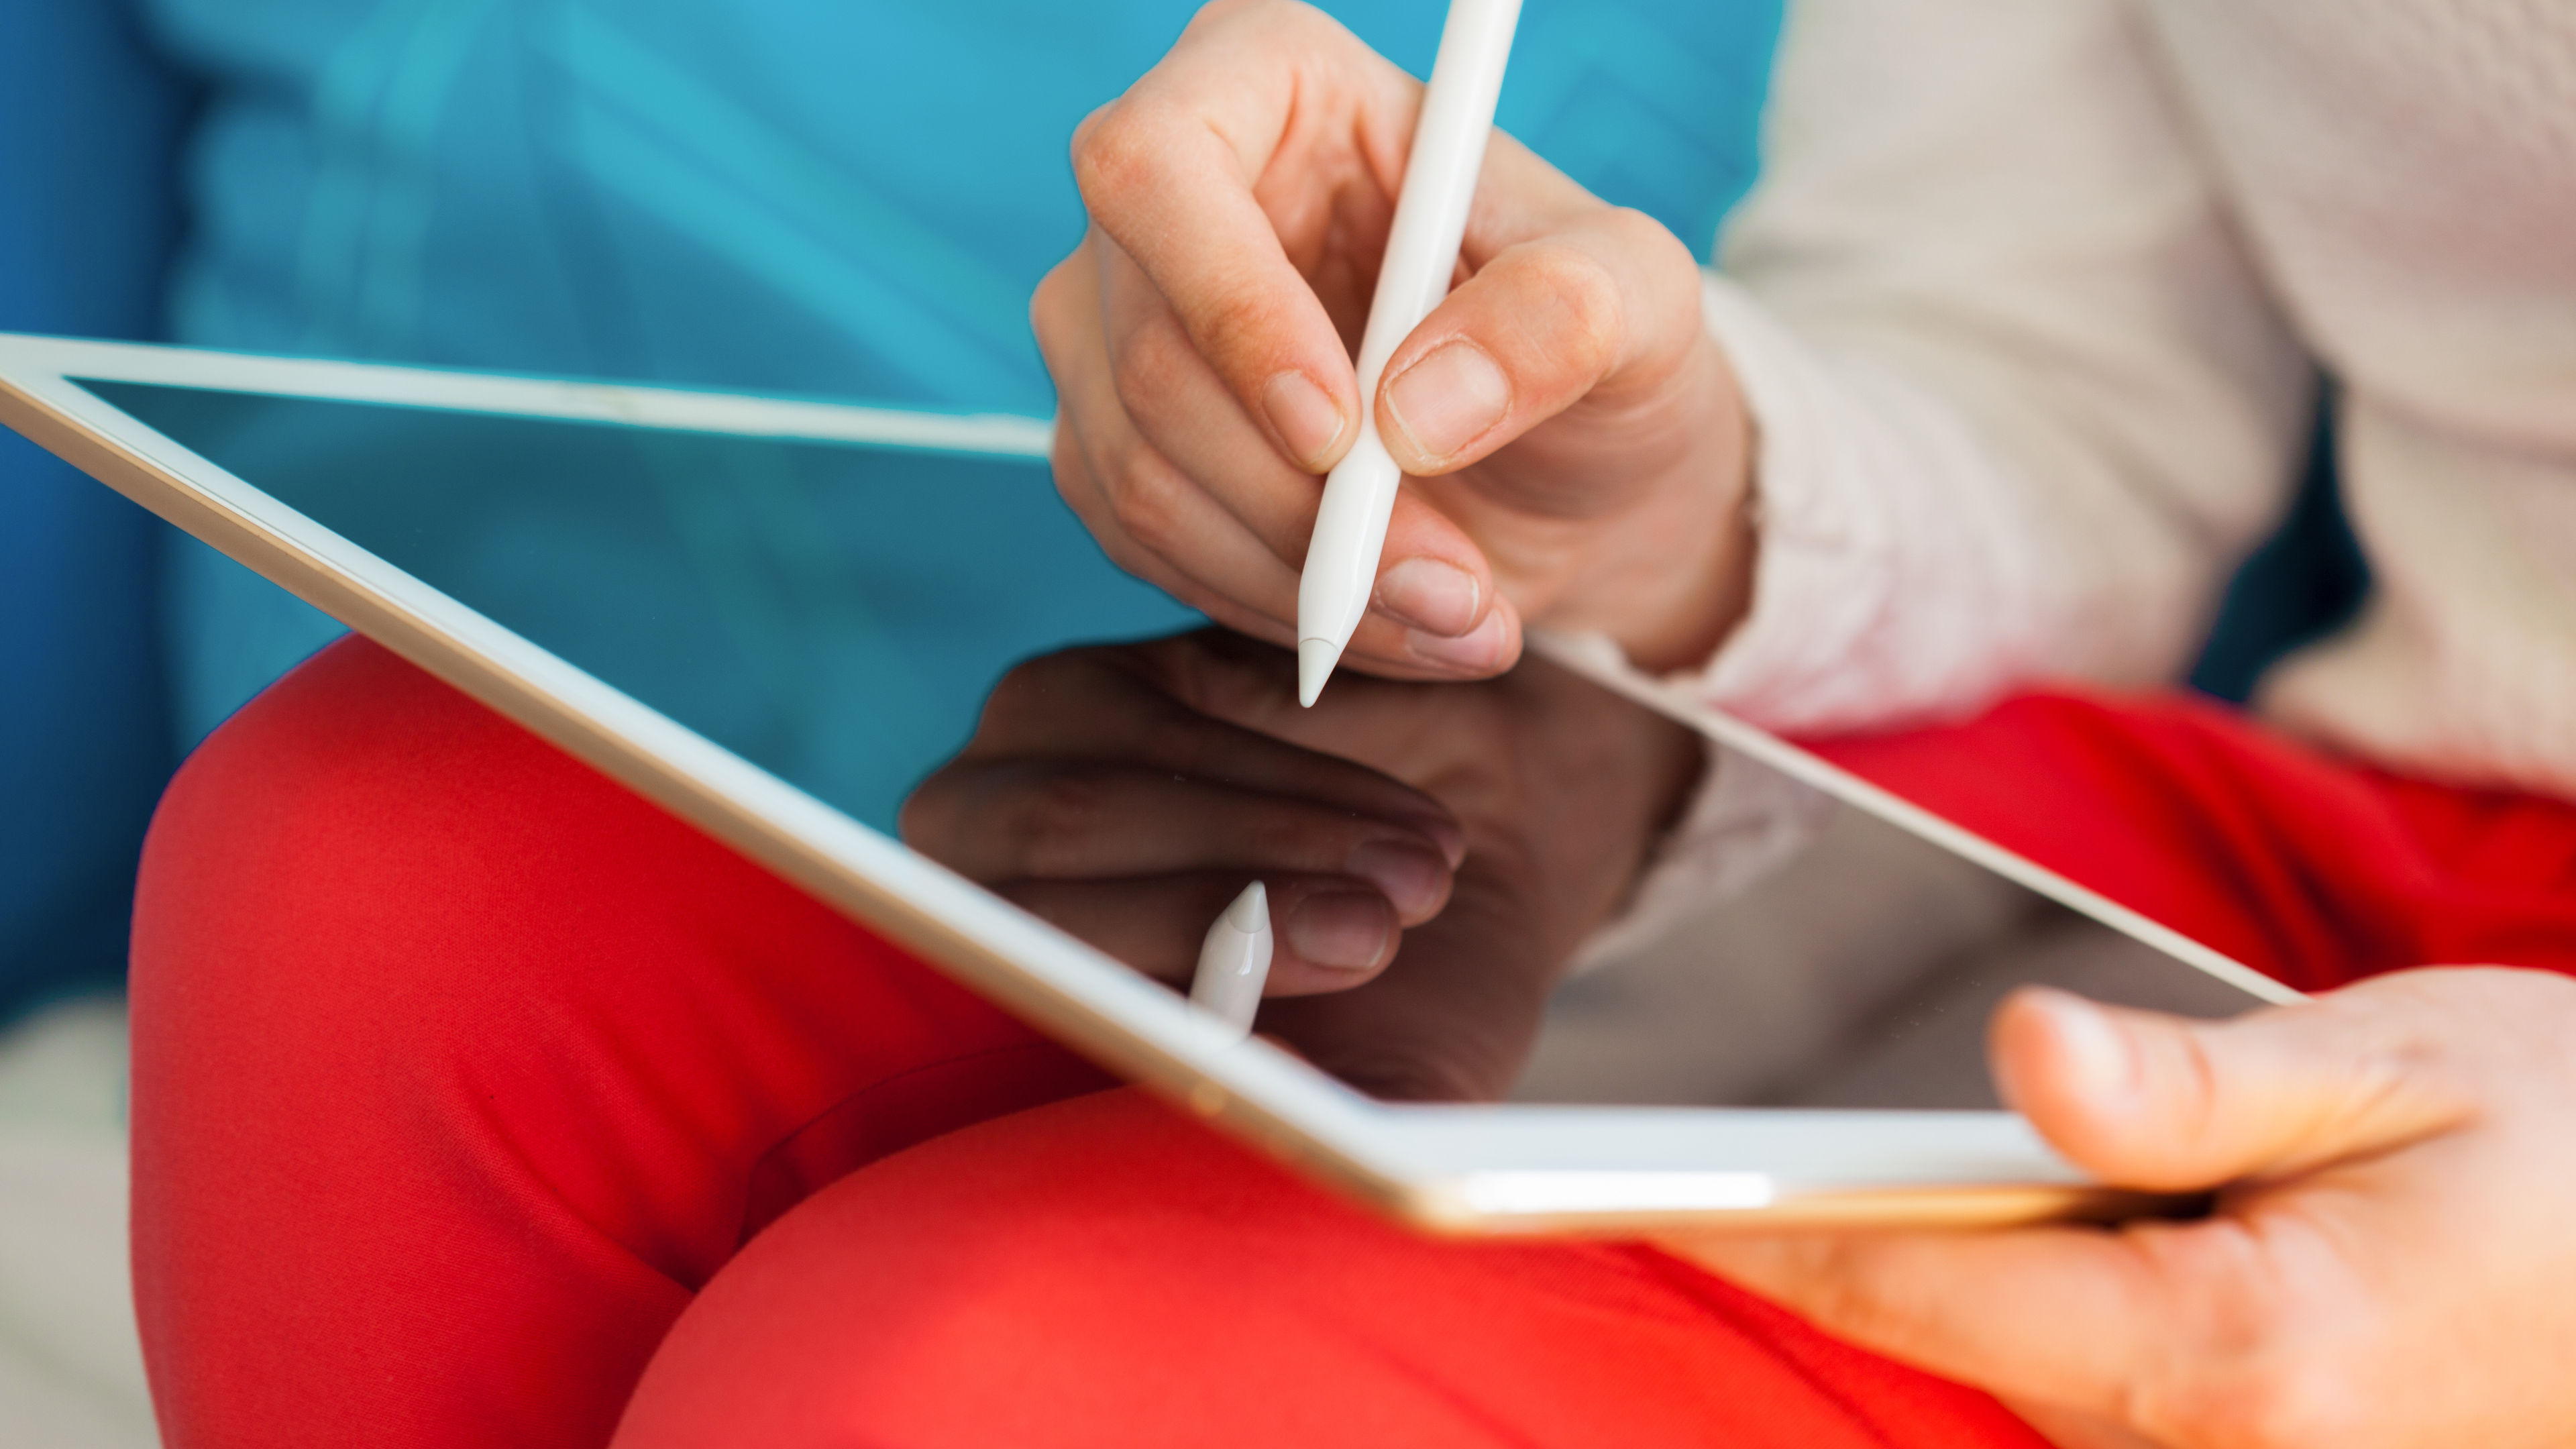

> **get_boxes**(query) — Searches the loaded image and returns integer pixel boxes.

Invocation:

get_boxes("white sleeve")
[1576,0,2316,967]
[1680,0,2314,735]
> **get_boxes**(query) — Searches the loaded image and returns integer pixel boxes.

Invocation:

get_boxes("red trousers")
[127,637,2576,1448]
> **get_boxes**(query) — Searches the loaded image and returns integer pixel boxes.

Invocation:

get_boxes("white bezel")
[0,334,2296,1232]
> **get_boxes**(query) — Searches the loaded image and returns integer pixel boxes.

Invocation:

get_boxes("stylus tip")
[1222,879,1269,933]
[1297,637,1341,707]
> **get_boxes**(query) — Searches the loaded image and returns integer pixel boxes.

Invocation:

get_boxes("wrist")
[1539,333,1758,674]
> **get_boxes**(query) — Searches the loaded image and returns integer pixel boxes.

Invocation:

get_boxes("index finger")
[1072,1,1416,471]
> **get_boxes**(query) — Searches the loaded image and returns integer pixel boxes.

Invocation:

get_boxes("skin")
[900,629,1703,1101]
[1032,5,2576,1442]
[1032,0,1755,684]
[1668,972,2576,1448]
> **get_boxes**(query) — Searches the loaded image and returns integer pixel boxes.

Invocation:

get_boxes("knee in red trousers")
[615,1089,2050,1449]
[129,637,1099,1448]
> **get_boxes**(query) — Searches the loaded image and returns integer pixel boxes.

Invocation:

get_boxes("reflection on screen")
[1511,770,2264,1111]
[83,380,1197,830]
[87,379,2264,1112]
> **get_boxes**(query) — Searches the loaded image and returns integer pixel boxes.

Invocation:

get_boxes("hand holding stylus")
[1035,0,1756,691]
[1295,0,1518,704]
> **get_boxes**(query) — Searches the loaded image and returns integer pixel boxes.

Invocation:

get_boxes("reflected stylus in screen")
[84,378,2262,1112]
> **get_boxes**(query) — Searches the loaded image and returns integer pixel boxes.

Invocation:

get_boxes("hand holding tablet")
[1666,968,2576,1447]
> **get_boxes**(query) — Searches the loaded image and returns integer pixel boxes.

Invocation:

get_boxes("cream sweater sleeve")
[1680,0,2316,735]
[1578,0,2321,958]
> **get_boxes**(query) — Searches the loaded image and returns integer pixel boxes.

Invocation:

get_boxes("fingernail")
[1403,608,1512,674]
[1383,340,1509,463]
[1375,557,1483,637]
[1287,890,1394,971]
[2037,991,2137,1112]
[1345,839,1449,918]
[1263,370,1348,471]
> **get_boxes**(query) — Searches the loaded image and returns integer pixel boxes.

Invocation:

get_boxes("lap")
[127,639,2576,1446]
[615,1089,2048,1449]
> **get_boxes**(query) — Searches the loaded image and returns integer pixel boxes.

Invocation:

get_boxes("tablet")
[0,333,2296,1232]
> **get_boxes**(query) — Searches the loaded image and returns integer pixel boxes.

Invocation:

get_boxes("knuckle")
[1072,490,1187,598]
[1070,101,1167,210]
[1048,428,1089,504]
[1191,286,1289,372]
[2133,1242,2365,1449]
[1132,710,1214,773]
[2241,1366,2371,1449]
[1110,313,1200,423]
[1030,256,1079,341]
[1189,0,1324,43]
[1602,206,1704,323]
[1245,811,1340,869]
[2336,1029,2455,1130]
[2158,1356,2369,1449]
[1097,528,1170,589]
[2169,1028,2230,1151]
[1326,1051,1485,1104]
[1189,0,1262,28]
[1603,205,1695,276]
[1515,241,1625,375]
[1803,1283,1911,1356]
[892,786,947,855]
[1006,767,1120,876]
[1102,451,1200,557]
[1756,1238,1910,1346]
[979,657,1055,722]
[1067,100,1112,159]
[988,650,1122,731]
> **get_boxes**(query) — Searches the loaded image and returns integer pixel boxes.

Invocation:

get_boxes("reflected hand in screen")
[901,629,1702,1100]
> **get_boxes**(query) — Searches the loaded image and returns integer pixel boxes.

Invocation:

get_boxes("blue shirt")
[144,0,1780,742]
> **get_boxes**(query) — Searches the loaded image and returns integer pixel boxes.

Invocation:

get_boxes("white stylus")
[1188,880,1274,1037]
[1296,0,1523,708]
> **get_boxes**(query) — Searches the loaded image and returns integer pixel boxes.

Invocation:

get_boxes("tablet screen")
[83,378,2266,1114]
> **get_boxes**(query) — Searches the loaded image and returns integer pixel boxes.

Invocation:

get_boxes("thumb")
[1990,986,2473,1192]
[1373,175,1706,478]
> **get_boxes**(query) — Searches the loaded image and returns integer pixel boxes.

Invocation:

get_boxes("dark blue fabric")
[139,0,1786,743]
[0,0,195,1020]
[2189,397,2372,704]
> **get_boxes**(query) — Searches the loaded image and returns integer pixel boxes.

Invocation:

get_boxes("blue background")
[146,0,1785,745]
[0,0,2371,1026]
[2,0,1784,1020]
